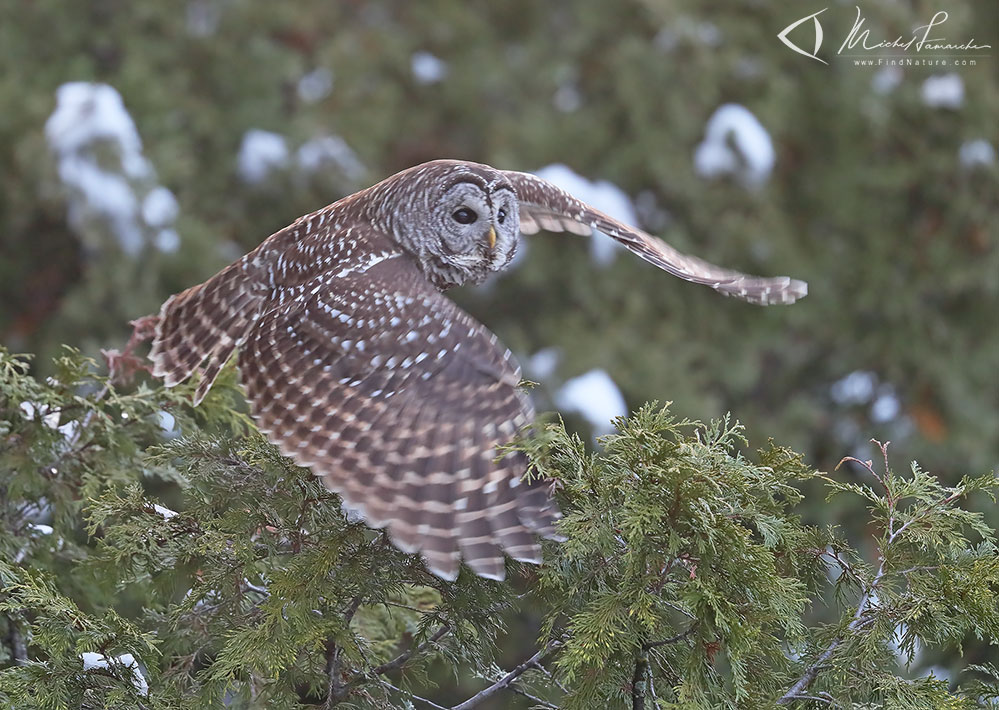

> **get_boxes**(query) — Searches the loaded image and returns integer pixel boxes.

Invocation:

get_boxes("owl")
[147,160,806,581]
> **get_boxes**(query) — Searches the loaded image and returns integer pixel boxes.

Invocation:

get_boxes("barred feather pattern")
[149,257,266,404]
[146,159,807,581]
[504,171,808,306]
[236,255,558,580]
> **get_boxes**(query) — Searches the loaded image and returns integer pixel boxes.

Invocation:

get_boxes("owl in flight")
[146,160,807,581]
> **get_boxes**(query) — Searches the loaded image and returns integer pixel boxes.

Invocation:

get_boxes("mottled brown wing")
[237,254,560,581]
[505,170,808,306]
[149,257,267,403]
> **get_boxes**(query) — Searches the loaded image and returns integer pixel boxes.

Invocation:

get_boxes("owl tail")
[149,259,264,405]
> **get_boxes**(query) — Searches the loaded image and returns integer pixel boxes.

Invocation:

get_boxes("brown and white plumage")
[505,171,807,305]
[147,159,807,580]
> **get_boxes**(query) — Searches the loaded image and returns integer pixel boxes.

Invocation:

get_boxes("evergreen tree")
[2,349,996,708]
[1,2,996,707]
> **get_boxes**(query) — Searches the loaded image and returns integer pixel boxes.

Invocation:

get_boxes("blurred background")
[1,0,996,699]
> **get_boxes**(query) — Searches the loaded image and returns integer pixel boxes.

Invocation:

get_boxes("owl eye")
[497,209,507,224]
[452,208,478,225]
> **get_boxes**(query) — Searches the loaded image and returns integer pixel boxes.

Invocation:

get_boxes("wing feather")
[505,170,807,306]
[237,253,560,580]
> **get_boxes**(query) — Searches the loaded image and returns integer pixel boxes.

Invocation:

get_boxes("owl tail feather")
[148,259,264,405]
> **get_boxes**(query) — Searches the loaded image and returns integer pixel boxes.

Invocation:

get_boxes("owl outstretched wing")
[237,250,560,581]
[504,170,807,306]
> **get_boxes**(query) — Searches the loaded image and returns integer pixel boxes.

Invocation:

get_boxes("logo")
[778,7,991,67]
[777,8,828,64]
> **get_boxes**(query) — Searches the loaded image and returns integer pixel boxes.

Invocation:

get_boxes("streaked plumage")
[147,159,807,580]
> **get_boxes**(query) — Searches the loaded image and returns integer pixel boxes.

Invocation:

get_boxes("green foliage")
[3,2,997,693]
[528,408,823,707]
[2,349,997,708]
[3,0,996,481]
[1,348,516,709]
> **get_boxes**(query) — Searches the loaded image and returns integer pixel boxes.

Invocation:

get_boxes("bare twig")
[371,624,451,676]
[378,679,449,709]
[342,595,363,623]
[324,596,364,707]
[785,694,832,704]
[836,439,891,500]
[820,548,865,589]
[533,658,568,694]
[508,683,559,709]
[645,624,697,649]
[380,599,432,614]
[450,640,562,710]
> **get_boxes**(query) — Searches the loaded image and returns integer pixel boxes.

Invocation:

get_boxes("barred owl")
[147,160,806,581]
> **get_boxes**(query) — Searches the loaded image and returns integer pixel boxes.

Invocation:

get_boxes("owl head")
[376,160,520,290]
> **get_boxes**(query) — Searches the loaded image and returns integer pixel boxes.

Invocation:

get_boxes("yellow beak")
[487,226,497,250]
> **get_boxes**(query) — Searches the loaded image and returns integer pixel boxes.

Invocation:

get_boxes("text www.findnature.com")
[853,58,978,66]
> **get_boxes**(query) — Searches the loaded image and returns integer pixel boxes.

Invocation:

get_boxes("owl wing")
[504,170,807,306]
[237,252,560,581]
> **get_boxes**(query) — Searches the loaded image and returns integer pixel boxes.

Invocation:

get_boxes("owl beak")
[486,226,497,250]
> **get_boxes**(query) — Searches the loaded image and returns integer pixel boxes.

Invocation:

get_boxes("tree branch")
[3,614,27,665]
[324,638,345,708]
[628,623,697,708]
[378,679,449,709]
[371,624,451,676]
[779,441,965,705]
[785,694,832,705]
[777,640,840,705]
[644,624,697,649]
[779,539,886,704]
[632,648,648,710]
[324,596,363,708]
[532,657,568,694]
[450,640,561,710]
[380,599,432,614]
[508,683,559,709]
